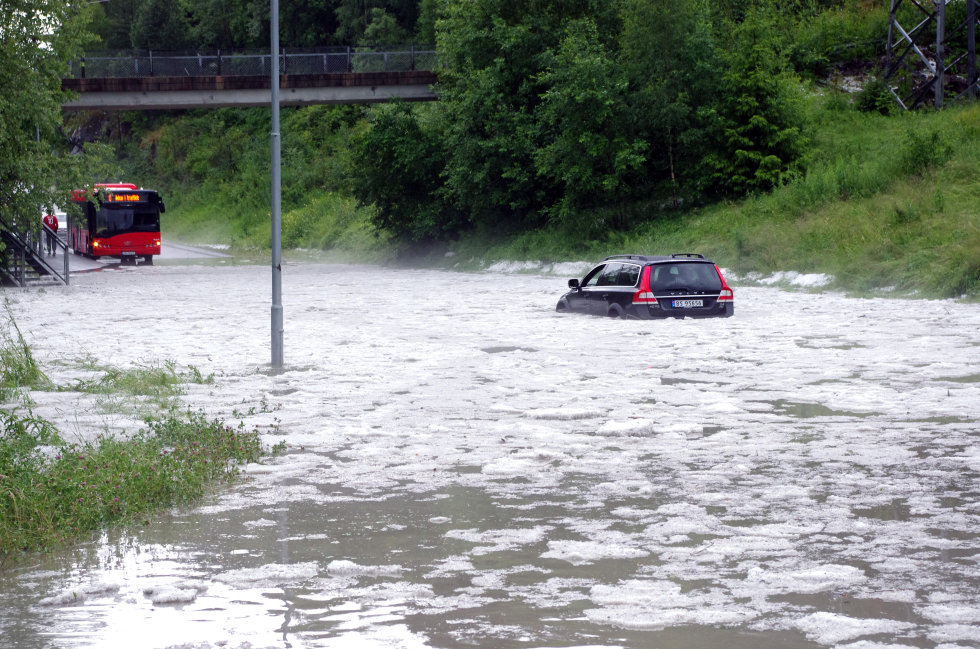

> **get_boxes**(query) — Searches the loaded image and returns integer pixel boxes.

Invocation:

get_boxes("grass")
[163,184,390,262]
[65,357,215,417]
[455,99,980,298]
[0,300,50,401]
[147,93,979,299]
[0,309,281,565]
[0,407,266,562]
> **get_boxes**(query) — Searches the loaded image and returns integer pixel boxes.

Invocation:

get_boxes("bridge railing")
[68,46,438,79]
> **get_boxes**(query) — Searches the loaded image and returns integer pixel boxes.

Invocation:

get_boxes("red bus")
[69,183,166,264]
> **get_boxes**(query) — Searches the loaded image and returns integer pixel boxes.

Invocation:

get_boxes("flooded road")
[2,261,979,649]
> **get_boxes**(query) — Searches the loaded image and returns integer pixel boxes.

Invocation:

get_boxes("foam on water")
[2,263,978,648]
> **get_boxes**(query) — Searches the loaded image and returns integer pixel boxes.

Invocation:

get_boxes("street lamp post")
[270,0,284,368]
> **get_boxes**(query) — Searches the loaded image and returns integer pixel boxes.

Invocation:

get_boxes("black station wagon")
[556,254,734,319]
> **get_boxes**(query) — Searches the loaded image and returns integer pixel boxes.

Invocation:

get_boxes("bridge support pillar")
[886,0,979,109]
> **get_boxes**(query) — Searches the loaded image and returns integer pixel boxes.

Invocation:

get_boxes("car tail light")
[715,265,734,302]
[632,266,658,305]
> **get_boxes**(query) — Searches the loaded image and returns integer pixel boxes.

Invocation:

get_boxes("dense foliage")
[346,0,879,242]
[76,0,897,248]
[0,406,265,560]
[0,0,100,240]
[88,0,434,50]
[45,0,979,296]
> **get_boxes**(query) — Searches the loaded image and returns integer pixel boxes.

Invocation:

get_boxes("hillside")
[93,90,979,299]
[466,97,980,299]
[61,0,978,299]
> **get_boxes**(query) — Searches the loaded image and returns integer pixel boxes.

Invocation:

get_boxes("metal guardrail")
[68,46,438,79]
[0,218,69,287]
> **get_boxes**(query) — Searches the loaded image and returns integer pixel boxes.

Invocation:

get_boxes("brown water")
[2,264,978,649]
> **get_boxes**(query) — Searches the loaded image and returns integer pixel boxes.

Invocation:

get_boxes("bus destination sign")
[108,193,143,202]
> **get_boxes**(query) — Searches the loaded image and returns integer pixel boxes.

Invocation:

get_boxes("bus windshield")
[96,207,159,237]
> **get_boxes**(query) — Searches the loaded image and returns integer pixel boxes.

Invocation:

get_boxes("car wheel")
[607,305,625,318]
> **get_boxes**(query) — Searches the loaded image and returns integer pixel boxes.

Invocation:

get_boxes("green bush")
[0,408,267,562]
[857,75,894,115]
[900,127,953,177]
[0,316,279,563]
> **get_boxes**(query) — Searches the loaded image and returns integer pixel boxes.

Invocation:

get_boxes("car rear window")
[650,262,722,291]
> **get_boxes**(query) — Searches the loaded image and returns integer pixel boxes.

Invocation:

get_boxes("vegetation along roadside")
[0,304,284,565]
[81,0,975,299]
[6,0,978,299]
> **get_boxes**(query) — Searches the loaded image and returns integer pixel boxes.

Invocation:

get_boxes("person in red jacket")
[42,211,59,255]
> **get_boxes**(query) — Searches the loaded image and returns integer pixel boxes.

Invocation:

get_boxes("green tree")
[334,0,418,44]
[534,18,647,224]
[279,0,341,47]
[696,4,809,195]
[347,102,459,241]
[132,0,191,50]
[0,0,96,242]
[416,0,437,43]
[88,0,138,49]
[359,7,410,46]
[619,0,718,206]
[436,0,620,232]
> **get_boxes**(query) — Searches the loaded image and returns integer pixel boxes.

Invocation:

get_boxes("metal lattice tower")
[885,0,979,110]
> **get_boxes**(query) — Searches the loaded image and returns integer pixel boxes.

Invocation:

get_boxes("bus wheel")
[143,256,153,265]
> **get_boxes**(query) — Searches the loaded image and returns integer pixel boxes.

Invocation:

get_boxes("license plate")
[121,251,136,256]
[672,299,703,308]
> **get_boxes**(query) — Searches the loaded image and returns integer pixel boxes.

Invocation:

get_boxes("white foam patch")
[527,407,604,420]
[445,526,551,554]
[300,623,432,648]
[927,623,980,644]
[746,564,867,594]
[243,517,277,528]
[794,612,916,645]
[754,271,833,287]
[482,457,543,475]
[143,587,200,604]
[918,604,980,624]
[213,562,319,587]
[326,560,403,578]
[850,643,923,649]
[423,556,476,579]
[38,580,122,606]
[541,540,649,565]
[586,580,755,629]
[597,419,655,436]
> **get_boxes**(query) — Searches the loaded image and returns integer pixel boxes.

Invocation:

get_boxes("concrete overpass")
[62,47,438,110]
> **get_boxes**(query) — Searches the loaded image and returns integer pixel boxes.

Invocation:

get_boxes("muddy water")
[2,262,979,648]
[1,489,824,649]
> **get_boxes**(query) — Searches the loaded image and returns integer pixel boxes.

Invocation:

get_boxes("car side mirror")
[159,201,166,214]
[568,278,580,289]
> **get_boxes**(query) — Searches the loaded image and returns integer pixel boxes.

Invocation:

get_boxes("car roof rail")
[602,254,646,261]
[671,253,706,259]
